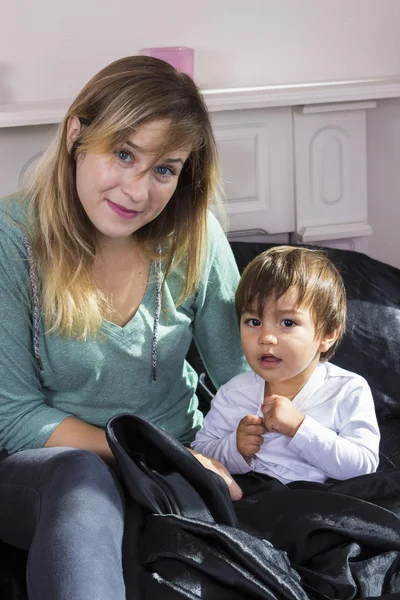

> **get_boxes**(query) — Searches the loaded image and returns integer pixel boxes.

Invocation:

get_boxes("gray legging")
[0,447,127,599]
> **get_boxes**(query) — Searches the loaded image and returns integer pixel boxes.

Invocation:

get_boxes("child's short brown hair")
[235,246,347,361]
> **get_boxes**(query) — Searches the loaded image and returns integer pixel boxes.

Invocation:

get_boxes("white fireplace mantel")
[1,76,400,128]
[2,76,400,253]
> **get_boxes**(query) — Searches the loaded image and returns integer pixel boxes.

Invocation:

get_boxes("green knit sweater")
[0,197,248,453]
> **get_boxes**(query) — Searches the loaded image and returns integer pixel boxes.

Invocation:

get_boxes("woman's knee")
[30,449,126,548]
[45,447,114,480]
[4,448,123,517]
[43,448,124,512]
[0,447,125,545]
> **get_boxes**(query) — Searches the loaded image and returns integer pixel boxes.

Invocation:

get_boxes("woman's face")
[69,118,190,244]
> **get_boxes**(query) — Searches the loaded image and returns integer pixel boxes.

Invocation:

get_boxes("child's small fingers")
[244,424,266,436]
[264,394,280,402]
[243,435,264,446]
[264,421,278,433]
[241,444,263,458]
[241,415,265,427]
[262,407,273,421]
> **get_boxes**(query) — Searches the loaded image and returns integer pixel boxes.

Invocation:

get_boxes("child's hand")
[236,415,266,460]
[262,395,305,438]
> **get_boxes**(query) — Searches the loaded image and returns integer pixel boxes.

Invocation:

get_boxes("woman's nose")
[121,171,150,204]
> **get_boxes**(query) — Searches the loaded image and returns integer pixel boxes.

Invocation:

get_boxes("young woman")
[0,55,247,599]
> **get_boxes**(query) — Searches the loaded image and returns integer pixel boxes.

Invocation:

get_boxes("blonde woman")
[0,56,246,599]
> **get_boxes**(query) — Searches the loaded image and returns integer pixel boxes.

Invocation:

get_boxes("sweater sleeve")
[0,221,71,453]
[289,378,380,480]
[191,212,249,389]
[191,385,252,475]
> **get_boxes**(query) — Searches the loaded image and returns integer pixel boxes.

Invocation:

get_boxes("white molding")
[297,100,377,114]
[2,76,400,128]
[297,222,373,243]
[227,228,268,238]
[0,100,68,128]
[203,76,400,112]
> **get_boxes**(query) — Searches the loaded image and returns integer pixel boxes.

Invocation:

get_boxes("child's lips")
[259,354,282,367]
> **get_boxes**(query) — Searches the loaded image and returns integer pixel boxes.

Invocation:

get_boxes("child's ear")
[318,327,341,353]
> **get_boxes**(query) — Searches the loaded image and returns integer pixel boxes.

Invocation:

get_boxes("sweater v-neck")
[101,261,155,339]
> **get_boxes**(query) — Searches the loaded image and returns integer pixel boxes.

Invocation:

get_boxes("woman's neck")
[96,232,137,255]
[93,235,151,327]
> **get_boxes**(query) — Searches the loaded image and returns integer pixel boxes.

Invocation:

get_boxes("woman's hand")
[188,448,243,501]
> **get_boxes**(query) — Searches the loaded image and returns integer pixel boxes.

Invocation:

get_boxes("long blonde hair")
[23,56,223,338]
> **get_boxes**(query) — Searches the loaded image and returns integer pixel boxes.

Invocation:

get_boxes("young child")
[192,246,380,484]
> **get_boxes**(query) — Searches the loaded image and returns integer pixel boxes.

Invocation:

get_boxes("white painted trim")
[203,77,400,111]
[297,222,373,243]
[0,100,68,128]
[2,76,400,128]
[297,100,377,114]
[227,228,268,238]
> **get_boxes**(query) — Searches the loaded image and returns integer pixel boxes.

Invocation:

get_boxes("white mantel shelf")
[205,76,400,111]
[2,76,400,128]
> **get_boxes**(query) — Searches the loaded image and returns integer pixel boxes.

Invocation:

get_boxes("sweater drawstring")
[151,246,162,383]
[22,235,44,373]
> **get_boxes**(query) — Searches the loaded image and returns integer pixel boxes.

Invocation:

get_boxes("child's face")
[240,286,335,391]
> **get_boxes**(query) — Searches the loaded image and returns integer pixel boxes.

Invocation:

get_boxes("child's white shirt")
[192,362,380,483]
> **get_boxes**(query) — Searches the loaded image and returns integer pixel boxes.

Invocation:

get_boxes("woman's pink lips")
[106,199,141,220]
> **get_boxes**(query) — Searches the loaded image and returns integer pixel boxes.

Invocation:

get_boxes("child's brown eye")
[282,319,295,328]
[245,318,261,327]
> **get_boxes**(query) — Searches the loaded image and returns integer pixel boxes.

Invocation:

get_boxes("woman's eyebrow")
[125,140,185,165]
[162,157,185,165]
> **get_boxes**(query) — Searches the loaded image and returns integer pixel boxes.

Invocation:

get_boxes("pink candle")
[140,46,194,78]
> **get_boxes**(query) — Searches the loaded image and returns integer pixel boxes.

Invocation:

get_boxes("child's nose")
[259,330,278,345]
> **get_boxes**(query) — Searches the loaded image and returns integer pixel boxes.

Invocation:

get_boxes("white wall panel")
[212,108,294,235]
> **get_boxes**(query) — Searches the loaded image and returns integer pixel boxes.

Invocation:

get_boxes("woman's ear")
[66,116,82,153]
[318,327,341,353]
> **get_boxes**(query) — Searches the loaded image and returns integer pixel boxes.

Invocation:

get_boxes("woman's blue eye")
[118,150,132,162]
[156,166,173,177]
